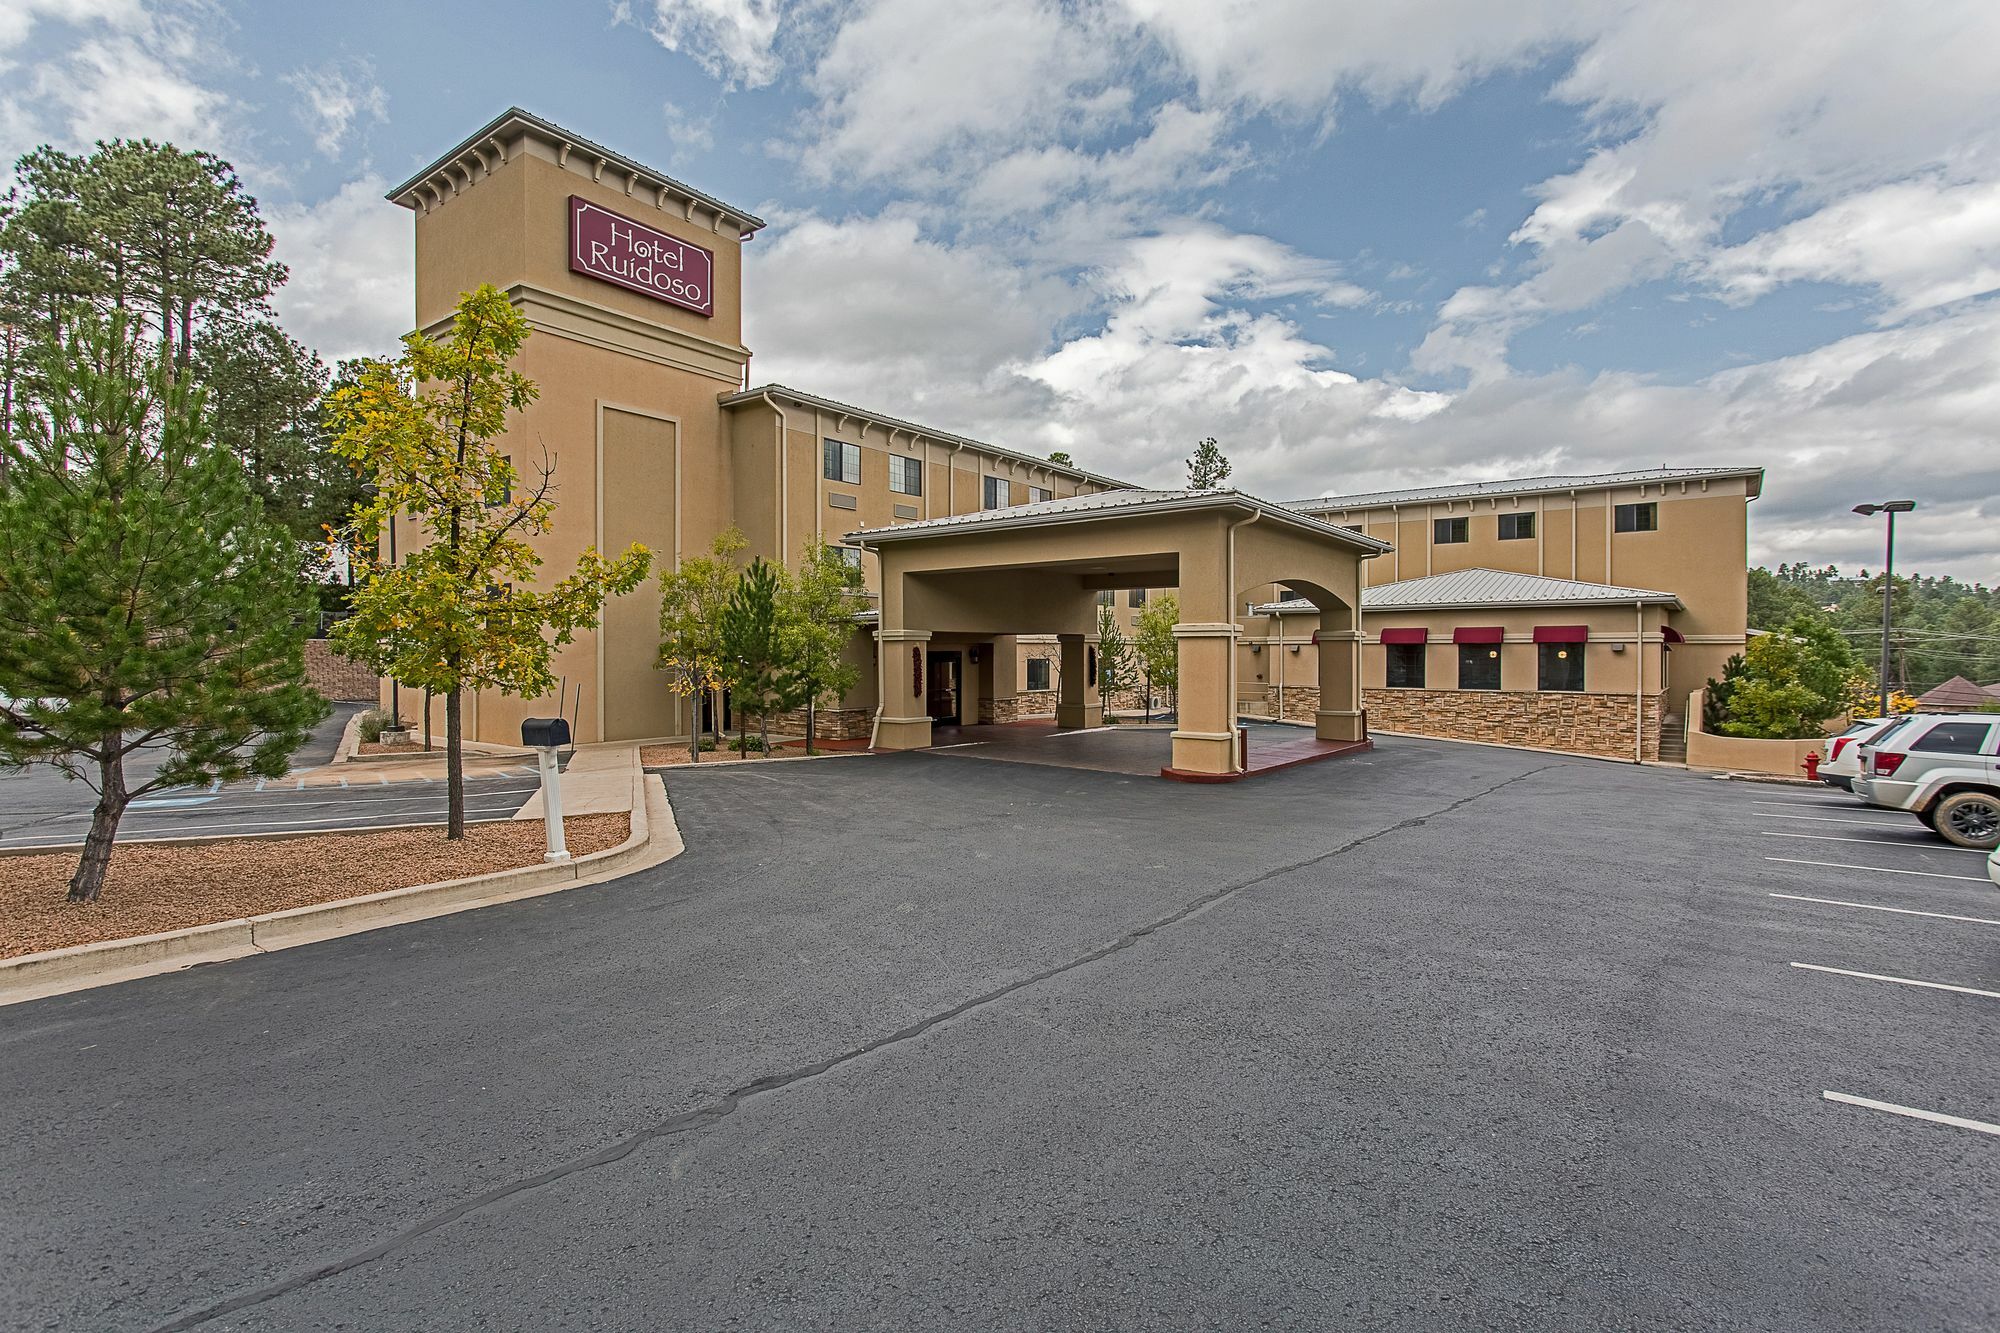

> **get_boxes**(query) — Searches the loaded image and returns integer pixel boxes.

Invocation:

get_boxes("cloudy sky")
[4,0,1996,578]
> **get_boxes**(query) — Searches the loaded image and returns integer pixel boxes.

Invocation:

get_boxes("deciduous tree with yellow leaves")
[329,285,649,837]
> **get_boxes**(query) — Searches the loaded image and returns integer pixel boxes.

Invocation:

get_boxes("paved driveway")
[1,741,1993,1330]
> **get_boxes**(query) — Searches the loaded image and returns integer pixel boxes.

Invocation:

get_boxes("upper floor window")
[1028,485,1053,504]
[1129,588,1147,607]
[1434,516,1469,544]
[889,454,923,496]
[1614,502,1658,533]
[823,439,860,485]
[836,546,863,571]
[1095,589,1115,607]
[983,476,1011,509]
[1498,512,1535,541]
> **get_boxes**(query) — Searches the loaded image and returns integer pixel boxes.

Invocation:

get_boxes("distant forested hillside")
[1750,564,2000,694]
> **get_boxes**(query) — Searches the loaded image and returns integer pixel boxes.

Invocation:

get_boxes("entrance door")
[926,651,962,725]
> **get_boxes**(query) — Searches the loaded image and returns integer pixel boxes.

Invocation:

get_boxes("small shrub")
[357,708,393,743]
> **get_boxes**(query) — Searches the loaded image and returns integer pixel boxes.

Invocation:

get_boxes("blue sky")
[4,0,1997,579]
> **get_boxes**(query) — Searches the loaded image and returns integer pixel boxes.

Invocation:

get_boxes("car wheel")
[1917,805,1939,830]
[1932,791,2000,850]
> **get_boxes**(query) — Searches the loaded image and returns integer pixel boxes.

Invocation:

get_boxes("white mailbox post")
[521,717,572,863]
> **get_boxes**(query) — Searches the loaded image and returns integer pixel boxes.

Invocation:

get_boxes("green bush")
[356,708,403,743]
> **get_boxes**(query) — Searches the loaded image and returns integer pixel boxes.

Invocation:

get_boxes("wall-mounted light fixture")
[1250,643,1263,654]
[1289,644,1301,654]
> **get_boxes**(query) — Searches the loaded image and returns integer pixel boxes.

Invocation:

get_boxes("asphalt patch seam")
[148,761,1557,1332]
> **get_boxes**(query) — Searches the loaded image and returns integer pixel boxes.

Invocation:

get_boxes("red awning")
[1453,626,1505,644]
[1661,626,1686,644]
[1532,625,1589,643]
[1379,627,1428,645]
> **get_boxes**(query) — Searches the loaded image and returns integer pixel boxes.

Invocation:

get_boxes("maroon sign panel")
[568,196,714,317]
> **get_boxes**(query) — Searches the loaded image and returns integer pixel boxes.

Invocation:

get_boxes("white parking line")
[1769,893,2000,926]
[1759,830,1985,855]
[1753,812,1914,827]
[1765,856,1988,882]
[1823,1091,2000,1138]
[0,803,525,845]
[1790,962,2000,1000]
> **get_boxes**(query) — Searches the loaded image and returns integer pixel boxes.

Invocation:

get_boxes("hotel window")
[983,476,1011,509]
[832,546,862,571]
[1537,643,1584,691]
[1434,516,1469,544]
[823,439,860,485]
[1028,485,1053,504]
[1026,658,1052,692]
[1096,589,1115,607]
[1614,502,1658,533]
[1385,643,1425,689]
[1498,512,1535,540]
[889,454,923,496]
[1129,588,1147,607]
[1457,643,1502,691]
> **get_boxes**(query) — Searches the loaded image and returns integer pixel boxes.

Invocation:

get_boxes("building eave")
[722,383,1134,491]
[848,489,1395,555]
[386,107,766,235]
[1287,466,1766,513]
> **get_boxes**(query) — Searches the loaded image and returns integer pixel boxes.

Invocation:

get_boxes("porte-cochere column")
[1055,632,1102,729]
[875,628,934,750]
[1169,621,1240,776]
[1314,612,1366,742]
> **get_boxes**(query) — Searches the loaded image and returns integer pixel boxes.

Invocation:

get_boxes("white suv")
[1853,712,2000,850]
[1819,717,1897,791]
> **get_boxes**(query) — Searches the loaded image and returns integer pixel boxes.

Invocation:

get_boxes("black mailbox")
[521,717,571,749]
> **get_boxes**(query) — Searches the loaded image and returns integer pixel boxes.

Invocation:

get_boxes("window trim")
[823,438,861,485]
[1614,501,1658,533]
[1457,643,1502,691]
[1536,642,1585,692]
[1385,642,1426,689]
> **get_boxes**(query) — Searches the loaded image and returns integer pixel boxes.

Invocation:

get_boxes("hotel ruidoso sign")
[568,196,714,317]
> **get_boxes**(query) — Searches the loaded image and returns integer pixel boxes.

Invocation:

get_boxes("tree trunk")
[805,696,817,757]
[445,687,465,840]
[68,743,129,902]
[686,672,699,763]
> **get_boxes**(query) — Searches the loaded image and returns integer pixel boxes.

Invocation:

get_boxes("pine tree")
[0,313,327,901]
[1097,604,1134,723]
[329,285,650,836]
[721,558,784,754]
[1186,437,1231,489]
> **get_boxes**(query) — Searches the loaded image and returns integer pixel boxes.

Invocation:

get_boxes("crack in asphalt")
[149,761,1557,1332]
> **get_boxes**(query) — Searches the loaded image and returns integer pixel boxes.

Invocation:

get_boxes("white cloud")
[642,0,785,89]
[1705,178,2000,319]
[284,60,387,158]
[266,175,412,364]
[0,0,144,56]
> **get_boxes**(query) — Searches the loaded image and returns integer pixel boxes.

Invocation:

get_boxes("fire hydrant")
[1802,750,1821,781]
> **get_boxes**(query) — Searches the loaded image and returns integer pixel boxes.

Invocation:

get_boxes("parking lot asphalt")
[0,739,1993,1330]
[0,706,546,848]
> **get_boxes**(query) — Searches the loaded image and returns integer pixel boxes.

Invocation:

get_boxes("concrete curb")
[0,753,679,1007]
[329,708,369,764]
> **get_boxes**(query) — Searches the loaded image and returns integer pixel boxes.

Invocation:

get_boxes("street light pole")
[1852,500,1916,718]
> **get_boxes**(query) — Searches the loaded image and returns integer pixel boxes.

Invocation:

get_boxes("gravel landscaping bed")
[0,813,630,959]
[639,739,873,767]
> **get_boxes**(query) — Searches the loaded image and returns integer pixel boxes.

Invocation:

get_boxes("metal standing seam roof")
[386,107,767,234]
[721,383,1133,491]
[1287,466,1764,512]
[846,488,1395,555]
[1253,568,1683,613]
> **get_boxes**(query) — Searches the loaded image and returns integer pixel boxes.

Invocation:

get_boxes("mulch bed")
[0,813,630,960]
[356,740,433,756]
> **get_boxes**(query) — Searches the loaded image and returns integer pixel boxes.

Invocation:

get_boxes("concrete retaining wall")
[1685,731,1822,776]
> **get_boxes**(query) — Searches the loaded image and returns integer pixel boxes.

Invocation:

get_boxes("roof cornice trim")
[723,383,1132,490]
[1288,467,1766,512]
[848,490,1395,555]
[387,107,766,234]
